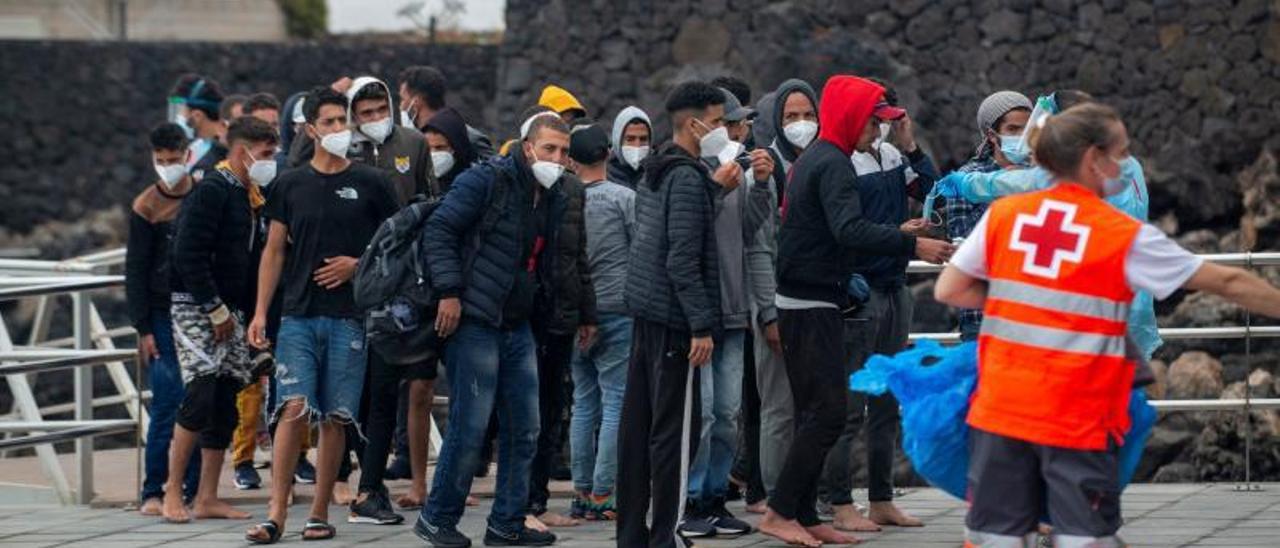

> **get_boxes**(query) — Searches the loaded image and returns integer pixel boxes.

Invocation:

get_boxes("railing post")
[72,291,94,504]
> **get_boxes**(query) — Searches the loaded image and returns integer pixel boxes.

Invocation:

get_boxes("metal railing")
[0,252,143,505]
[0,247,1275,504]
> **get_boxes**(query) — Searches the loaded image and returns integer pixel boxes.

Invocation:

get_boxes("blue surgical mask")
[999,134,1029,166]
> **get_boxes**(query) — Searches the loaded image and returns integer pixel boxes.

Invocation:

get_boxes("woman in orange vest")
[935,103,1280,547]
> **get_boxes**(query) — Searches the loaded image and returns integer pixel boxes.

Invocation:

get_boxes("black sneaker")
[348,489,404,525]
[677,508,717,539]
[414,516,472,548]
[233,462,262,490]
[707,500,752,536]
[295,455,317,484]
[483,525,556,546]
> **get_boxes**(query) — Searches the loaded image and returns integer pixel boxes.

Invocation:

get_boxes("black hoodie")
[424,107,477,190]
[624,141,721,335]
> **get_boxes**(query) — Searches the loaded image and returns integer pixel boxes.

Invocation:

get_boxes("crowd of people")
[125,64,1280,548]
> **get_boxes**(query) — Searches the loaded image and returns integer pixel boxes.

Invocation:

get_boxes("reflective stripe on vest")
[987,279,1129,322]
[980,316,1126,358]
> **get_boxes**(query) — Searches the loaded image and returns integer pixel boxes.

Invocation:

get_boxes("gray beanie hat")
[975,90,1032,152]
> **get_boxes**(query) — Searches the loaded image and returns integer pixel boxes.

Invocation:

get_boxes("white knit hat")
[975,90,1032,152]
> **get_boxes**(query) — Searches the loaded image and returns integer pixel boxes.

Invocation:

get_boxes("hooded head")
[424,107,477,182]
[752,91,777,149]
[817,76,884,156]
[346,76,396,144]
[610,106,652,171]
[538,85,587,122]
[770,79,818,159]
[278,91,308,156]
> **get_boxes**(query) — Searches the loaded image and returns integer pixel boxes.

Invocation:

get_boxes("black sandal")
[246,520,282,545]
[303,518,336,541]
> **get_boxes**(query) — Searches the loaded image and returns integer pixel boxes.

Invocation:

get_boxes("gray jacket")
[713,161,773,330]
[745,172,780,328]
[582,178,636,315]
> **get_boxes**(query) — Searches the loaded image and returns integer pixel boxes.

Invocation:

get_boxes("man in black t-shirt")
[246,87,399,543]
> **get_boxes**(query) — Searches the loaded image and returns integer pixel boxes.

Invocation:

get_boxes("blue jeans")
[569,314,632,495]
[688,328,745,503]
[420,319,539,533]
[141,310,200,501]
[273,316,367,425]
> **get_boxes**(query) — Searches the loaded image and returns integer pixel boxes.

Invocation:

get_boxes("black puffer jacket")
[170,169,256,313]
[625,142,720,336]
[538,172,598,334]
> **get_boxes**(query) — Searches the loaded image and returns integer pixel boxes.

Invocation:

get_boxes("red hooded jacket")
[775,75,916,305]
[817,75,883,156]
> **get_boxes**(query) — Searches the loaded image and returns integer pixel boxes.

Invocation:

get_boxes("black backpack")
[354,198,442,365]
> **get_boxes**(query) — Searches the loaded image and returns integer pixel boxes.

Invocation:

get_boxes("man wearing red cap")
[760,75,953,546]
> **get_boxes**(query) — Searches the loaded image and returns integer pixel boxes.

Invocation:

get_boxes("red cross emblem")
[1009,199,1090,279]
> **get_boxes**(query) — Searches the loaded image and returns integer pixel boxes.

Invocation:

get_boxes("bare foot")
[161,491,191,523]
[868,502,922,527]
[466,495,480,506]
[832,504,881,532]
[139,497,163,516]
[192,498,252,519]
[745,500,767,515]
[806,523,860,545]
[536,511,582,527]
[758,508,821,547]
[332,481,355,505]
[525,514,549,533]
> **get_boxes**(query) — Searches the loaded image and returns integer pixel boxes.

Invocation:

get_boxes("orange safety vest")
[967,183,1141,451]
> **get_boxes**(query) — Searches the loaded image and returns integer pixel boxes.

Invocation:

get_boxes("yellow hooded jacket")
[538,85,586,117]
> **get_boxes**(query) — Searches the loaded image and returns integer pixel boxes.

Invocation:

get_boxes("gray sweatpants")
[753,318,792,497]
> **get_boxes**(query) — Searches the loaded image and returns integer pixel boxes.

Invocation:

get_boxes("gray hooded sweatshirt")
[607,106,651,190]
[345,76,437,204]
[712,157,774,331]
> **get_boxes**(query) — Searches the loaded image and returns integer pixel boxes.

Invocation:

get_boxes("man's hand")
[916,237,956,265]
[313,256,358,289]
[689,336,714,367]
[891,114,917,153]
[139,334,159,363]
[899,218,931,237]
[749,149,775,182]
[577,324,598,352]
[248,314,270,350]
[712,161,743,191]
[436,297,461,338]
[330,76,353,94]
[764,322,782,355]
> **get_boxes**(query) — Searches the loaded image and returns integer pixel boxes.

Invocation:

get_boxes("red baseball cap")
[873,101,906,121]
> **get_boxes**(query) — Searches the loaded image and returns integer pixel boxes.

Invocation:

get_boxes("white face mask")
[400,99,417,128]
[154,163,187,189]
[531,160,564,189]
[783,120,818,149]
[621,145,649,170]
[717,140,745,167]
[360,117,394,144]
[319,129,352,157]
[696,120,731,160]
[872,122,891,149]
[247,158,277,187]
[431,150,456,178]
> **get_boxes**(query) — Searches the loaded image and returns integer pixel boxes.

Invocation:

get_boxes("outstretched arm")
[1184,263,1280,319]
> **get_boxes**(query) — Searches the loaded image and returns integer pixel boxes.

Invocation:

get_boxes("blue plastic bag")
[851,340,977,499]
[852,341,1157,501]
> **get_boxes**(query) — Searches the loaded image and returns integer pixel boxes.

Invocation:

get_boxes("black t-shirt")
[264,163,399,318]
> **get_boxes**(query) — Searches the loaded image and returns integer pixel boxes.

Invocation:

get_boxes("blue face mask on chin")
[998,135,1029,166]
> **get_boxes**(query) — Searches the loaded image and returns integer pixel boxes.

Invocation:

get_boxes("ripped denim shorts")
[272,316,367,429]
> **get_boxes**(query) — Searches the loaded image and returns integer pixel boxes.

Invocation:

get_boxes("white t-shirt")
[950,211,1203,300]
